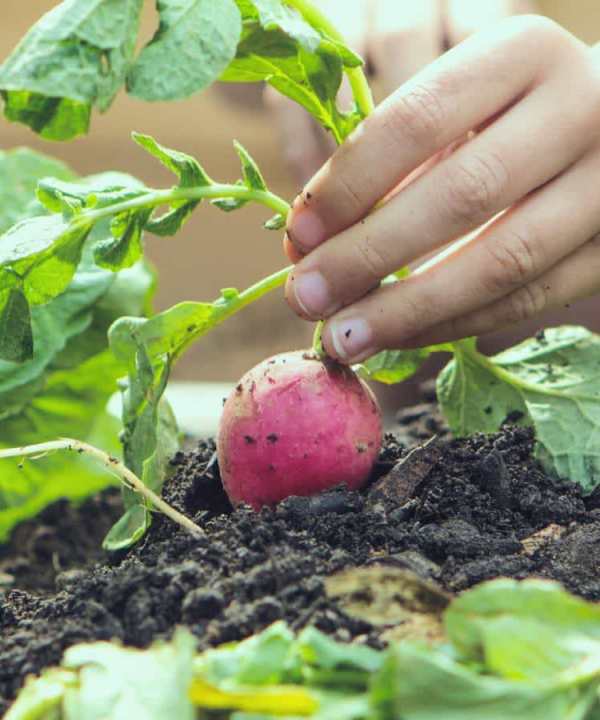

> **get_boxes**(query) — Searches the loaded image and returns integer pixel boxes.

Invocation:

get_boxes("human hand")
[284,16,600,363]
[268,0,537,183]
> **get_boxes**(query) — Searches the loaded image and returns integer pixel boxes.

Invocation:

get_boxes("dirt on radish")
[1,404,600,713]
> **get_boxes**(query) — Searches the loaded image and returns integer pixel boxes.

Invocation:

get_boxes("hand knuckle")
[385,83,445,149]
[482,225,540,294]
[397,294,430,340]
[336,172,365,212]
[354,237,390,283]
[509,14,566,45]
[506,280,549,323]
[441,151,509,225]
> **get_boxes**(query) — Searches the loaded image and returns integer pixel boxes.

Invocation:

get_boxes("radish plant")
[0,0,599,549]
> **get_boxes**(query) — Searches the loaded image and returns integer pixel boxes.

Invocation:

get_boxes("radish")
[217,351,383,509]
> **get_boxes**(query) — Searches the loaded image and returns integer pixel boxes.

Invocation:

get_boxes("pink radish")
[217,351,383,509]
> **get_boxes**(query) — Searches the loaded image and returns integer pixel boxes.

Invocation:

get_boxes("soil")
[2,403,600,713]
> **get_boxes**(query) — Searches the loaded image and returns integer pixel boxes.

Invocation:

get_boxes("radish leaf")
[438,328,600,492]
[235,140,268,191]
[128,0,242,102]
[0,148,74,232]
[0,289,33,364]
[264,213,285,230]
[0,151,154,541]
[133,132,211,237]
[0,0,143,139]
[104,317,181,551]
[0,135,288,363]
[359,345,452,385]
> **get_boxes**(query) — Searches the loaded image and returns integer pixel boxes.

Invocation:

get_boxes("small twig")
[0,438,204,538]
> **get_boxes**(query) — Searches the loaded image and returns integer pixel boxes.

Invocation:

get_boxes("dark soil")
[0,491,122,593]
[2,406,600,713]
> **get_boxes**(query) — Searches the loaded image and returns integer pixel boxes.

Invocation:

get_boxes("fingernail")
[328,317,375,362]
[288,208,325,253]
[293,271,336,318]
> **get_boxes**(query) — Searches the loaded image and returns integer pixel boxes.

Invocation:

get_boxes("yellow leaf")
[189,679,319,715]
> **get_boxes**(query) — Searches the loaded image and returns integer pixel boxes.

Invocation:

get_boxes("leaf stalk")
[0,439,204,539]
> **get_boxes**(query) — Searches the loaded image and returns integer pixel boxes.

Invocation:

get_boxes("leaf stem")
[83,185,291,227]
[0,439,204,538]
[175,266,293,362]
[455,338,594,401]
[284,0,375,119]
[311,320,326,357]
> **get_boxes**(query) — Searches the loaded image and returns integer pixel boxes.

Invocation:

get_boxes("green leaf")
[222,22,359,143]
[294,626,382,677]
[7,632,196,720]
[235,0,260,22]
[370,641,598,720]
[62,630,196,720]
[133,132,211,236]
[438,337,525,435]
[0,153,154,540]
[37,174,148,214]
[0,352,124,541]
[194,622,295,687]
[0,249,118,402]
[446,579,600,674]
[235,140,267,191]
[251,0,322,51]
[0,147,74,233]
[103,327,180,551]
[0,214,91,304]
[127,0,242,101]
[94,207,152,270]
[110,302,223,367]
[0,288,33,363]
[0,0,143,140]
[0,216,91,363]
[211,142,269,214]
[4,669,75,720]
[359,346,451,385]
[264,213,285,230]
[133,132,211,188]
[438,328,600,491]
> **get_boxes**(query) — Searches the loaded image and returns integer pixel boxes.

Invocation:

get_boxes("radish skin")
[217,351,383,509]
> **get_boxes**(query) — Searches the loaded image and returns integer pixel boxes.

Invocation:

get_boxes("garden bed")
[2,404,600,714]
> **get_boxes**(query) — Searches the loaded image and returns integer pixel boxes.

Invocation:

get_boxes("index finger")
[287,16,550,255]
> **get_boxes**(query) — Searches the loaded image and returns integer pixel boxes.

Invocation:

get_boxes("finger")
[286,49,596,321]
[264,86,330,185]
[445,0,540,46]
[287,16,569,254]
[317,146,600,362]
[405,233,600,347]
[283,233,304,263]
[283,137,467,264]
[369,0,443,97]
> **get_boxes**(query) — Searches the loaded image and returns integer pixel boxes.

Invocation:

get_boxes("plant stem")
[312,320,325,357]
[0,439,204,538]
[174,266,293,363]
[284,0,375,119]
[83,185,291,227]
[454,338,593,401]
